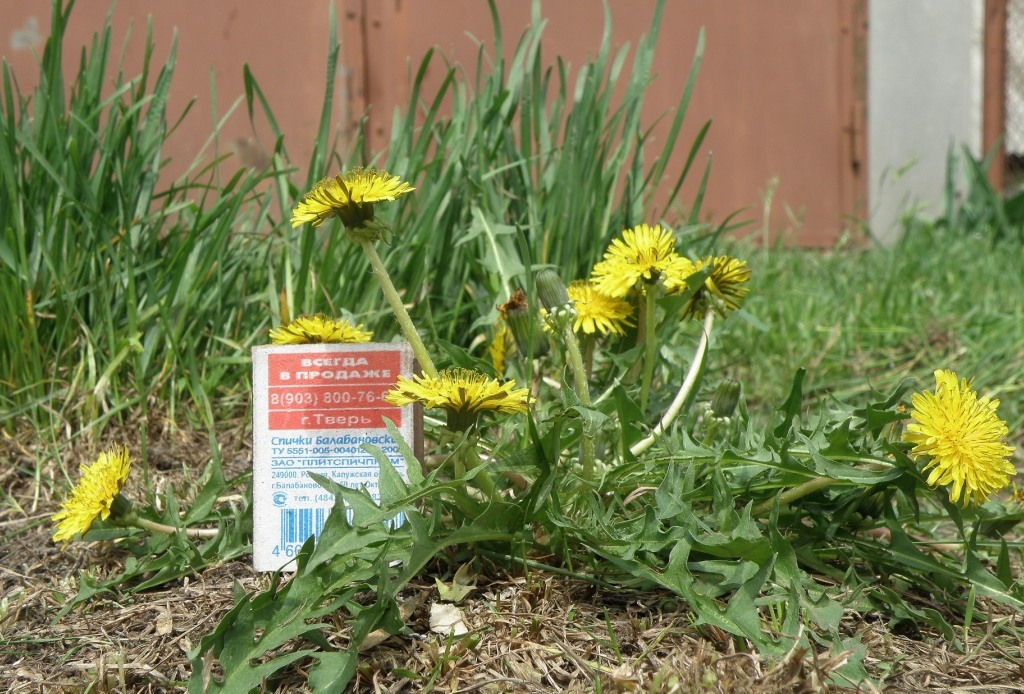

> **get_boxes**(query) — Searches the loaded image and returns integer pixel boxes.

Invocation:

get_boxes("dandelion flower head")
[566,280,634,335]
[269,314,373,345]
[290,166,414,229]
[590,224,691,298]
[903,369,1016,505]
[667,255,751,320]
[52,445,132,545]
[385,368,529,431]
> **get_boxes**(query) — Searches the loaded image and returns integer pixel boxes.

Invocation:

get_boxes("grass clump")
[0,1,278,449]
[719,215,1024,435]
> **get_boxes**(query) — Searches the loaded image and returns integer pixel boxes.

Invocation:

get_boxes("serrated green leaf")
[773,368,806,439]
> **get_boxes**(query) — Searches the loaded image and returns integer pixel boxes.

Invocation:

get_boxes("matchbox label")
[251,343,418,572]
[266,351,401,430]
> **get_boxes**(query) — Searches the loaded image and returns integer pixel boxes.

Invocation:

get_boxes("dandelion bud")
[499,289,547,357]
[536,269,571,311]
[536,270,577,332]
[855,489,889,520]
[710,380,741,420]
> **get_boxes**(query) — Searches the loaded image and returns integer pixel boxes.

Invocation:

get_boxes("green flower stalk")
[750,476,837,517]
[537,269,596,481]
[590,224,692,411]
[290,167,438,379]
[631,311,715,457]
[639,284,658,411]
[356,238,439,379]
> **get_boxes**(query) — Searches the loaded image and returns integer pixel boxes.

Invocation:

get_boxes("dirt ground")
[2,427,1023,693]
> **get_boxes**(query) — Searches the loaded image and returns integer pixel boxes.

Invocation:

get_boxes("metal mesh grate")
[1007,0,1024,154]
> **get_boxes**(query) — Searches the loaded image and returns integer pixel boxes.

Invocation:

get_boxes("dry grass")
[2,427,1023,693]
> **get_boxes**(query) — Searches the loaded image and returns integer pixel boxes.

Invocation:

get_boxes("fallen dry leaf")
[429,602,468,636]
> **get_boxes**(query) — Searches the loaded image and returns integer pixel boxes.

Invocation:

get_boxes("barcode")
[279,507,327,546]
[278,507,408,548]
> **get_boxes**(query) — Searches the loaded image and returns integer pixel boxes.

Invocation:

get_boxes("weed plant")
[6,1,1024,692]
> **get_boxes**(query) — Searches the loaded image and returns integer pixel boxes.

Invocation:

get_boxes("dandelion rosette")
[385,368,529,431]
[590,224,692,297]
[52,445,133,545]
[667,255,751,320]
[290,166,414,234]
[269,314,373,345]
[903,369,1016,505]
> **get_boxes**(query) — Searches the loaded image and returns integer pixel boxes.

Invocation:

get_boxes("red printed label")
[267,351,401,430]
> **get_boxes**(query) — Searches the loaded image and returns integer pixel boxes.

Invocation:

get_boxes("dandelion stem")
[561,324,596,481]
[750,475,836,517]
[127,514,220,538]
[630,311,715,457]
[700,419,722,446]
[581,334,596,380]
[458,430,497,499]
[640,287,658,412]
[357,239,438,378]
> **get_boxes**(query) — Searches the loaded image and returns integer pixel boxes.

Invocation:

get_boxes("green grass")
[715,218,1024,436]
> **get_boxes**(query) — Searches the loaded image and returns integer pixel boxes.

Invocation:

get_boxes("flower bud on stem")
[537,270,596,482]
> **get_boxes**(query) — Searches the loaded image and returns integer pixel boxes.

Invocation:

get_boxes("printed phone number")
[269,388,387,408]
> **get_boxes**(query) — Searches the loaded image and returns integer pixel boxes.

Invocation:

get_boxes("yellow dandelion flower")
[903,370,1016,506]
[590,224,688,297]
[566,280,634,335]
[269,314,373,345]
[488,321,514,375]
[290,166,414,229]
[385,368,529,431]
[52,446,133,545]
[667,255,751,320]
